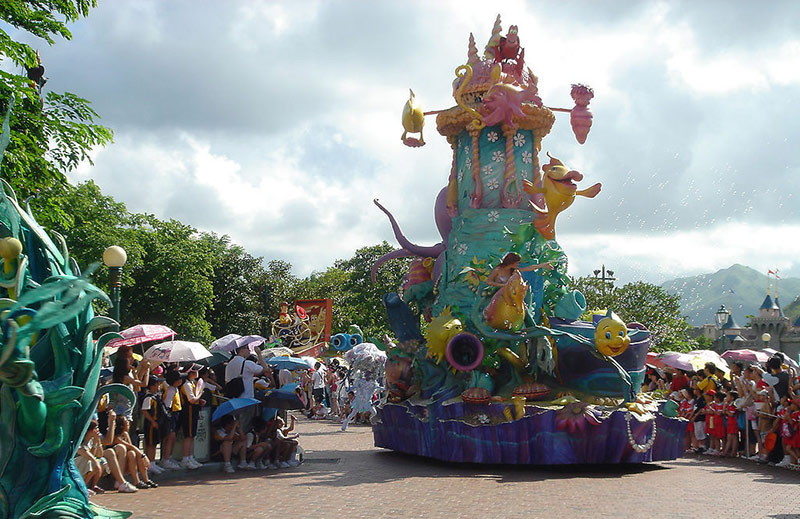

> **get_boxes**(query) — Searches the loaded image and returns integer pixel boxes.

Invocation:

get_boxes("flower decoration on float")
[555,402,602,435]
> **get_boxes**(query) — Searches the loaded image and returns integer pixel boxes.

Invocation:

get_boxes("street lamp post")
[592,264,616,298]
[102,246,127,327]
[715,304,729,352]
[761,332,771,350]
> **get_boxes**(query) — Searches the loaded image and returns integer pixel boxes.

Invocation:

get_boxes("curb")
[151,461,226,481]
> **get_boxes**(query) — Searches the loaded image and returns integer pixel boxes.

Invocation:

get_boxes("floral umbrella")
[687,349,730,375]
[105,324,176,352]
[143,340,212,363]
[210,333,241,351]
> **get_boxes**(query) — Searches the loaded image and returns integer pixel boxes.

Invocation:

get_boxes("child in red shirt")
[705,390,725,455]
[723,391,739,457]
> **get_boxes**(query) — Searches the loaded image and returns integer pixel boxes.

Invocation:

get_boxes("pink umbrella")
[658,351,694,372]
[721,349,771,364]
[646,351,664,369]
[105,324,176,352]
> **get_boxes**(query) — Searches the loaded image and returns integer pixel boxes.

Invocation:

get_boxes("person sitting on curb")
[245,417,274,470]
[112,415,158,489]
[214,415,248,474]
[98,410,140,493]
[272,415,300,467]
[74,421,109,496]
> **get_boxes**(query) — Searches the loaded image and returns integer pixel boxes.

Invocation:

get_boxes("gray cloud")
[36,1,800,280]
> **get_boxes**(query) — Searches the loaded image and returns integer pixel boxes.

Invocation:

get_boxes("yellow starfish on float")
[424,307,463,364]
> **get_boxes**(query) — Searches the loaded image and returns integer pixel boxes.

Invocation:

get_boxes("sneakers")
[161,458,181,470]
[237,460,249,470]
[148,463,165,475]
[245,461,257,470]
[288,460,300,467]
[268,463,278,469]
[224,462,235,473]
[256,461,266,470]
[117,482,138,493]
[776,457,792,467]
[278,461,290,468]
[183,457,202,469]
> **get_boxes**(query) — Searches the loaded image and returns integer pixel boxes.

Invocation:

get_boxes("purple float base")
[373,400,686,465]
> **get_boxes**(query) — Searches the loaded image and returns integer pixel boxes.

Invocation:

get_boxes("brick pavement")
[93,417,800,519]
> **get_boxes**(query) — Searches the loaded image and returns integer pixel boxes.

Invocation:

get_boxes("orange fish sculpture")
[522,153,601,240]
[483,270,528,331]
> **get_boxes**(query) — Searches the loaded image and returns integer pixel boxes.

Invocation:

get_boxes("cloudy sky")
[18,0,800,284]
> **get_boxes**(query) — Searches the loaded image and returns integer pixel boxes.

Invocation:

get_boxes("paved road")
[93,417,800,519]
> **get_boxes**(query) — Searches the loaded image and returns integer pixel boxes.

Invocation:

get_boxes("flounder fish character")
[483,270,528,331]
[401,89,425,147]
[594,309,630,357]
[522,153,601,240]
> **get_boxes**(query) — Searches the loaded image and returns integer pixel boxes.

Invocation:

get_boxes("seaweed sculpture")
[0,99,133,519]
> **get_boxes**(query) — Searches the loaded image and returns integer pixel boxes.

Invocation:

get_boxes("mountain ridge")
[660,264,800,327]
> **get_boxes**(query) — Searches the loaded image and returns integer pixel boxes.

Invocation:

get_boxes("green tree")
[1,1,112,228]
[51,180,143,288]
[204,233,268,339]
[333,242,410,339]
[262,259,300,322]
[122,218,216,343]
[569,276,695,352]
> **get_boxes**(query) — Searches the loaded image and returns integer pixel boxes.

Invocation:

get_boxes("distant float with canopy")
[372,15,685,465]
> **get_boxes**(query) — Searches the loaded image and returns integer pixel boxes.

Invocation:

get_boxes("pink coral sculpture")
[569,84,594,144]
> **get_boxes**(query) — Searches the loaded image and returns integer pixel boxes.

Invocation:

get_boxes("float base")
[373,399,685,465]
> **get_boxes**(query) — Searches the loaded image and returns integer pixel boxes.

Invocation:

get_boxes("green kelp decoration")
[0,100,132,518]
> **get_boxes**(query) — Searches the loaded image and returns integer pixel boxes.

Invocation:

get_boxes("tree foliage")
[569,275,695,352]
[1,0,112,227]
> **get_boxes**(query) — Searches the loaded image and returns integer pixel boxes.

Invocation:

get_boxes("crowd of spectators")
[647,352,800,469]
[73,342,317,494]
[74,339,383,495]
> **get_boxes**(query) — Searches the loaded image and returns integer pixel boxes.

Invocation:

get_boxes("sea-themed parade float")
[372,16,685,465]
[0,99,133,517]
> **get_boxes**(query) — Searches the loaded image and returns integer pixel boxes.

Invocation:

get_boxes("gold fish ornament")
[401,89,425,147]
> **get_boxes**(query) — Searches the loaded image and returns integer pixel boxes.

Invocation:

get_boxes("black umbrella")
[258,383,305,410]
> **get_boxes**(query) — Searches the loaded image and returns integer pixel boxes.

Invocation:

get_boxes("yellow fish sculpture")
[401,89,425,147]
[425,307,463,363]
[594,309,630,357]
[522,153,601,240]
[483,271,528,331]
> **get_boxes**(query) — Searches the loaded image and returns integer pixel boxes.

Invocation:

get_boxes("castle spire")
[467,32,479,65]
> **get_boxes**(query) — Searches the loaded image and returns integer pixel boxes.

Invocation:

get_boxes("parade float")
[372,16,685,465]
[0,100,133,518]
